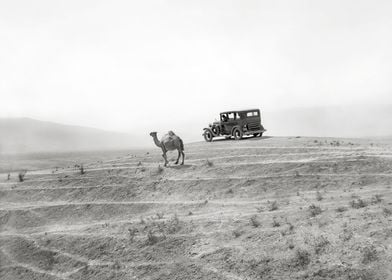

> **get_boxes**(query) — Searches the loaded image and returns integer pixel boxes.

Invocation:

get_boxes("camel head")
[149,132,157,137]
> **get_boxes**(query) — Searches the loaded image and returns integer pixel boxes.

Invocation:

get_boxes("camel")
[150,131,185,166]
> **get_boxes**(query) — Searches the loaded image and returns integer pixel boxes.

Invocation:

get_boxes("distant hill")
[263,104,392,138]
[0,118,146,154]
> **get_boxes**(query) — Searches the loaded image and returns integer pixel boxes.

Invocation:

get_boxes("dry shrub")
[350,198,368,209]
[308,204,322,217]
[293,248,311,267]
[382,207,392,217]
[112,260,121,270]
[370,194,382,204]
[316,191,323,201]
[205,159,214,167]
[361,245,378,264]
[18,170,27,182]
[156,212,164,219]
[79,164,85,175]
[272,217,280,227]
[340,228,353,242]
[156,165,164,174]
[336,206,348,213]
[167,214,181,234]
[146,230,159,245]
[128,228,138,242]
[250,215,261,228]
[233,228,243,238]
[314,235,329,254]
[268,201,278,211]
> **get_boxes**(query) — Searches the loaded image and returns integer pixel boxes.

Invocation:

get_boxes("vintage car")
[203,109,266,142]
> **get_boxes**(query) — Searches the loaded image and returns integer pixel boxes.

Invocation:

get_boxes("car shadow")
[166,164,193,169]
[212,136,273,142]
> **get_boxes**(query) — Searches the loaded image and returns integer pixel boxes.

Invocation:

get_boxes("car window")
[228,113,236,120]
[246,111,259,117]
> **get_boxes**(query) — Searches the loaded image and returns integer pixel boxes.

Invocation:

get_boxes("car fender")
[202,128,213,136]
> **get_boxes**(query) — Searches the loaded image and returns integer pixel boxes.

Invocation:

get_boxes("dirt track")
[1,136,392,279]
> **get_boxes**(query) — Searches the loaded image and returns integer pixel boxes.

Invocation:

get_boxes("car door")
[222,112,237,134]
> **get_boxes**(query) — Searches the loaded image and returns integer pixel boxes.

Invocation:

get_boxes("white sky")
[1,0,392,133]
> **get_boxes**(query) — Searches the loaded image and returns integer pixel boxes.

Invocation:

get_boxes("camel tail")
[180,139,184,151]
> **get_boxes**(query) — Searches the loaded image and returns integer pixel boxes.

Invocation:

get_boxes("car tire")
[233,128,243,140]
[211,125,220,136]
[204,130,213,142]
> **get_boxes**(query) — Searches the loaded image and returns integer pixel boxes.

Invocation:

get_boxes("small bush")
[350,198,368,209]
[156,212,164,219]
[112,260,121,270]
[18,170,27,182]
[250,215,261,228]
[268,201,278,211]
[156,165,164,174]
[382,207,392,217]
[316,191,323,201]
[361,245,378,264]
[293,248,311,267]
[272,217,280,227]
[79,164,85,175]
[336,206,348,212]
[233,228,243,238]
[314,235,329,254]
[308,204,322,217]
[371,194,382,204]
[167,214,181,234]
[205,159,214,167]
[146,230,159,245]
[340,228,353,241]
[128,228,138,242]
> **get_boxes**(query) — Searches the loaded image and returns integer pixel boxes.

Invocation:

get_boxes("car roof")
[220,109,260,114]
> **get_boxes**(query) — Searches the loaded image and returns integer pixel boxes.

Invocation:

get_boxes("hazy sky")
[1,0,392,133]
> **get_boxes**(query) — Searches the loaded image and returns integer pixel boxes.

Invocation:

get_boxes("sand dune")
[1,136,392,279]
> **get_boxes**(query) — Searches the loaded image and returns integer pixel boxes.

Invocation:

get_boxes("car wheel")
[204,130,213,142]
[211,125,220,136]
[233,128,243,140]
[253,133,259,137]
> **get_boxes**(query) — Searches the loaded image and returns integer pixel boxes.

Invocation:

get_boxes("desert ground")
[1,136,392,280]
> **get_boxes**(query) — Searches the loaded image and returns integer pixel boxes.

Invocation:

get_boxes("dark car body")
[203,109,266,142]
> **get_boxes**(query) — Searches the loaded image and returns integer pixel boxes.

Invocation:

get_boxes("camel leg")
[181,151,185,165]
[175,150,181,164]
[162,153,168,167]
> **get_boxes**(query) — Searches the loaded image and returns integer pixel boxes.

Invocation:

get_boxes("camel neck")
[152,135,162,148]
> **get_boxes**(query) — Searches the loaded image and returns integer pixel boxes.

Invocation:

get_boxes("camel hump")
[168,130,176,136]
